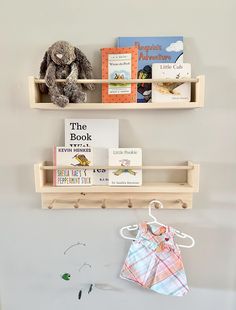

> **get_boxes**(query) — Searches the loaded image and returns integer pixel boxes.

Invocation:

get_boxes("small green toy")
[61,273,71,281]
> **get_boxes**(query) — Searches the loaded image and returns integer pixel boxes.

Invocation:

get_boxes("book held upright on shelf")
[65,119,119,185]
[101,47,138,103]
[53,146,93,186]
[109,148,142,186]
[152,63,191,103]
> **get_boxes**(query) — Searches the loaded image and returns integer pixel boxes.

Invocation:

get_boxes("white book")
[109,148,142,186]
[65,119,119,186]
[53,146,93,186]
[152,63,191,102]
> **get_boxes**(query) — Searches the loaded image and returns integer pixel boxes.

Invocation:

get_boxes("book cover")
[109,148,142,186]
[53,146,93,186]
[152,63,191,102]
[101,47,138,103]
[117,36,184,102]
[65,119,119,185]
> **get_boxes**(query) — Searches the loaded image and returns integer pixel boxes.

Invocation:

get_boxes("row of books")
[102,36,191,103]
[53,119,142,187]
[54,147,142,187]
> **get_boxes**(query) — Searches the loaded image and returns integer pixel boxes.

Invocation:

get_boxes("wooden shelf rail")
[41,165,194,171]
[34,78,198,84]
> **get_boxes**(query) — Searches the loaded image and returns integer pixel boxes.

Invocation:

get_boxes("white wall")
[0,0,236,309]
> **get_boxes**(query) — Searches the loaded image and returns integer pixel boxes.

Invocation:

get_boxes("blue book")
[117,36,184,102]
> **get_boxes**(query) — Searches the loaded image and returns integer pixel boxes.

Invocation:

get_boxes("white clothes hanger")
[120,200,195,249]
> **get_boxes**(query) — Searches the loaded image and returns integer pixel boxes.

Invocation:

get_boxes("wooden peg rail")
[29,75,205,109]
[46,197,189,210]
[34,161,200,209]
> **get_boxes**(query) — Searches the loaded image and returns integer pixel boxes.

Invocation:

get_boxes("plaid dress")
[120,222,189,296]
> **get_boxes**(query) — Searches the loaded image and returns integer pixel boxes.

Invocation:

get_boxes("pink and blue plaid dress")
[120,222,189,296]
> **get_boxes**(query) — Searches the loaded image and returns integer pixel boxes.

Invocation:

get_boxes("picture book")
[101,47,138,103]
[152,63,191,102]
[65,119,119,185]
[53,146,93,186]
[117,36,184,102]
[109,148,142,186]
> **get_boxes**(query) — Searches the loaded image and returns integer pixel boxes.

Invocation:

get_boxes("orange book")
[101,47,138,103]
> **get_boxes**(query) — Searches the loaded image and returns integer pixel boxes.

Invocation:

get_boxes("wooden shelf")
[34,161,200,209]
[29,75,205,110]
[40,182,193,193]
[30,102,202,110]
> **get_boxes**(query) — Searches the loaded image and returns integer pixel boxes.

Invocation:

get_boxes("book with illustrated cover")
[65,119,119,185]
[152,63,191,102]
[117,36,184,102]
[53,146,93,186]
[101,47,138,103]
[109,148,142,186]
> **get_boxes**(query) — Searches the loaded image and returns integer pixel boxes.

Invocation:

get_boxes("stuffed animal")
[39,41,95,107]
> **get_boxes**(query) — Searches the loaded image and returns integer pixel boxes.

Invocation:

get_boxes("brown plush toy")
[39,41,95,107]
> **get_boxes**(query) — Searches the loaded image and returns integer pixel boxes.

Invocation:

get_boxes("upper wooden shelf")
[29,75,205,110]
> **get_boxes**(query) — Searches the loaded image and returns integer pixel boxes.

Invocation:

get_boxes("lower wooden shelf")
[34,161,200,209]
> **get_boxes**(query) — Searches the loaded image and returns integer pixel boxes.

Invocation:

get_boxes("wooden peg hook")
[153,201,161,209]
[48,199,55,209]
[48,199,79,209]
[176,199,188,209]
[101,199,106,209]
[74,200,80,209]
[128,199,133,208]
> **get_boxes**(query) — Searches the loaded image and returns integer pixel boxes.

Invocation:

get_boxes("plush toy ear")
[39,51,52,93]
[74,47,95,90]
[39,51,52,78]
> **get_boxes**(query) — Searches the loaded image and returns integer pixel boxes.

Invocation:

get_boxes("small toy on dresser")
[39,41,95,107]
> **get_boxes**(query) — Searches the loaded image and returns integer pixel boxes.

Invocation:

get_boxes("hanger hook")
[149,200,164,209]
[148,200,163,221]
[176,232,195,248]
